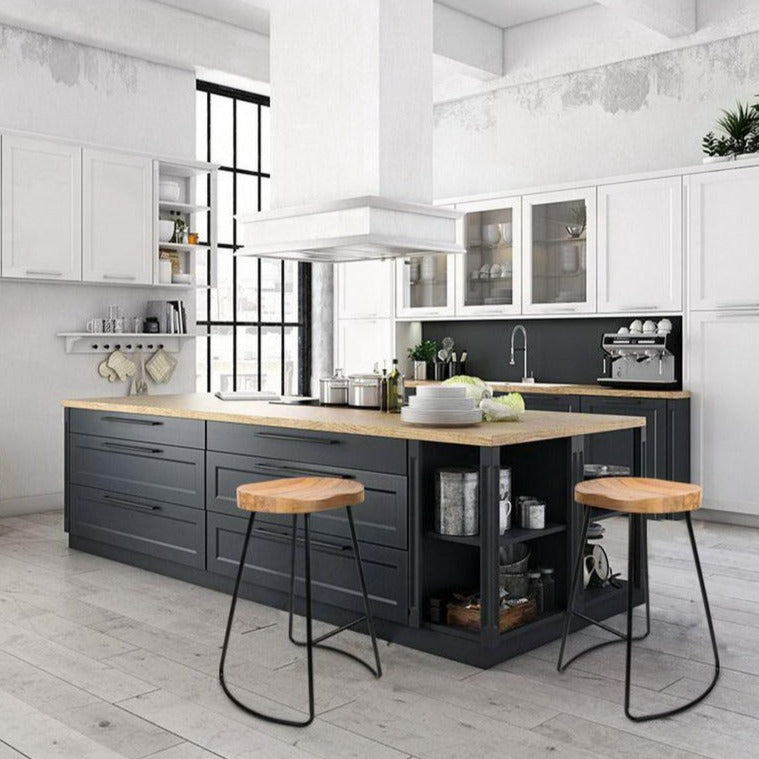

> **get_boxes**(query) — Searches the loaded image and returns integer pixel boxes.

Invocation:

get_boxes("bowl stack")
[401,385,483,427]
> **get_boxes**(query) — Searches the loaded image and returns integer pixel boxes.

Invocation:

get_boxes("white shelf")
[157,242,210,252]
[159,201,211,214]
[58,332,195,354]
[158,159,216,178]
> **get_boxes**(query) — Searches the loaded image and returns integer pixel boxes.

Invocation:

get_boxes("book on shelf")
[146,299,189,334]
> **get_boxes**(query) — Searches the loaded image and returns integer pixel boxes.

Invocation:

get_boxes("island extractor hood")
[236,0,463,263]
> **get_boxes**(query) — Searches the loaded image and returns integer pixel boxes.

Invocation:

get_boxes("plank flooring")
[0,510,757,758]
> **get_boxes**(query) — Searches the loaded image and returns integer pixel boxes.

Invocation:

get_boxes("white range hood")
[237,0,463,263]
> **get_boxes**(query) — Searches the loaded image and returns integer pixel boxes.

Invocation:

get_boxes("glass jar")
[540,567,555,613]
[527,571,544,614]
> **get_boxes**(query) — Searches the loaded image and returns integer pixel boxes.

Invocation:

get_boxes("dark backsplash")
[422,316,683,386]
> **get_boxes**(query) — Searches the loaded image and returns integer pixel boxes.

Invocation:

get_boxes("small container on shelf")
[527,571,544,614]
[434,468,479,536]
[540,567,556,613]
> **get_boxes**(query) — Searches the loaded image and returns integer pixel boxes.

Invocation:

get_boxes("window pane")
[236,100,258,171]
[211,249,233,321]
[196,91,208,161]
[237,256,258,321]
[218,171,233,246]
[261,258,282,322]
[195,332,208,391]
[260,105,270,175]
[236,173,259,216]
[284,260,299,322]
[194,248,208,288]
[209,326,233,392]
[210,94,233,166]
[260,177,271,211]
[261,326,282,393]
[284,326,300,395]
[237,326,259,391]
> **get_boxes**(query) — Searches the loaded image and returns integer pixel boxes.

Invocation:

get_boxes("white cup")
[158,258,172,284]
[86,318,104,333]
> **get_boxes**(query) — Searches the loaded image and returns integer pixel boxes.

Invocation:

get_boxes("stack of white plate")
[401,385,483,427]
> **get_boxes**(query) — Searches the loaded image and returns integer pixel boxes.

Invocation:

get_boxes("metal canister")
[347,374,381,408]
[319,369,349,406]
[517,495,546,529]
[434,468,479,536]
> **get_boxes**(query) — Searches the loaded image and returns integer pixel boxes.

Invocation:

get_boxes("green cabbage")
[480,393,525,422]
[441,375,492,402]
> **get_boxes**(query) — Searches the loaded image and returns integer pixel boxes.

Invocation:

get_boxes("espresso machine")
[597,331,677,389]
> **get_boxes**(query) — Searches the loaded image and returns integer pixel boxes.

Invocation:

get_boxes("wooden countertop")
[406,380,690,400]
[62,393,645,448]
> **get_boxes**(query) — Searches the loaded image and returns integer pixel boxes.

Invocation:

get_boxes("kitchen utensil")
[159,180,181,202]
[501,221,513,245]
[416,385,467,398]
[500,572,529,598]
[145,349,177,384]
[319,369,349,405]
[113,317,127,333]
[408,395,474,410]
[657,318,673,334]
[400,407,483,426]
[86,318,104,333]
[499,468,512,533]
[98,360,117,382]
[629,319,643,333]
[499,543,530,572]
[172,273,193,284]
[144,317,160,334]
[158,220,174,242]
[642,320,657,334]
[106,350,137,381]
[158,258,172,284]
[134,351,148,395]
[132,316,144,333]
[442,337,454,353]
[565,224,585,238]
[482,224,501,248]
[348,374,381,408]
[434,468,479,536]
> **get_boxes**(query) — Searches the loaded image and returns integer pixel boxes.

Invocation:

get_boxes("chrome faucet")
[509,324,534,383]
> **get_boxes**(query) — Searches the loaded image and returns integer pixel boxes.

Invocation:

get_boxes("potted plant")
[702,100,759,163]
[408,339,438,380]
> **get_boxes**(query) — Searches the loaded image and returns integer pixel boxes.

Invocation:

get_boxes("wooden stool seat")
[575,476,702,515]
[237,477,365,514]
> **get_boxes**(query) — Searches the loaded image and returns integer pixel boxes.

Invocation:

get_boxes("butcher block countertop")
[62,393,644,448]
[406,380,690,400]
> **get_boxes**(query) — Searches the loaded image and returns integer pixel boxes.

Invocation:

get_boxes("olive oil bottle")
[386,358,404,413]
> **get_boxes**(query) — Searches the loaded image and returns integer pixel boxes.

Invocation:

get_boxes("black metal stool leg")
[288,514,298,644]
[219,511,315,727]
[288,509,383,678]
[624,512,720,722]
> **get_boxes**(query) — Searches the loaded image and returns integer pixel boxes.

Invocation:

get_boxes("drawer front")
[70,433,204,508]
[207,512,408,624]
[207,422,406,476]
[206,452,408,549]
[520,393,580,413]
[69,409,204,449]
[70,485,205,568]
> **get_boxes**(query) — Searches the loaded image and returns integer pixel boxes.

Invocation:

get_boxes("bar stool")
[557,477,720,722]
[219,476,382,727]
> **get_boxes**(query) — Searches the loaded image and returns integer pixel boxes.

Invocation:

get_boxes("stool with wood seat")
[219,476,382,727]
[557,477,719,722]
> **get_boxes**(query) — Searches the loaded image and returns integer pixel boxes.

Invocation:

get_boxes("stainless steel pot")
[348,374,381,409]
[319,369,349,406]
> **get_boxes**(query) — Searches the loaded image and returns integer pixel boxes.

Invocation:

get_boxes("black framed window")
[195,80,311,395]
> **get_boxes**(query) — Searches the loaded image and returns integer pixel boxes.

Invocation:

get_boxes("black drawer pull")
[101,441,164,455]
[252,524,351,553]
[255,462,354,479]
[101,416,164,426]
[102,494,161,512]
[254,431,340,446]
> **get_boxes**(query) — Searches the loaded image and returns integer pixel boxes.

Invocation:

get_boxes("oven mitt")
[145,348,177,384]
[106,350,137,381]
[98,360,118,382]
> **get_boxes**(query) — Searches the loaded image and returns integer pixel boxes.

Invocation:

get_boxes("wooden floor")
[0,511,757,759]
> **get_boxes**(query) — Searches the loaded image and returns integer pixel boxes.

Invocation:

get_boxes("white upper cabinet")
[82,149,153,284]
[337,259,394,319]
[1,135,82,281]
[687,166,759,311]
[454,196,522,316]
[335,318,394,375]
[689,310,759,515]
[395,253,456,319]
[522,187,597,315]
[597,177,682,314]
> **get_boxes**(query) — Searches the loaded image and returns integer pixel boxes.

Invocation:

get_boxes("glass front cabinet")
[454,196,522,316]
[395,253,456,319]
[522,187,596,315]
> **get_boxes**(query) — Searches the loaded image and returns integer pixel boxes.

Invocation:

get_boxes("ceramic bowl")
[642,320,657,334]
[158,220,175,242]
[159,180,181,202]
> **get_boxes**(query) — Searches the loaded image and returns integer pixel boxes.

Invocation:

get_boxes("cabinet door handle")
[102,273,137,281]
[548,306,579,312]
[616,305,662,312]
[101,416,163,426]
[254,461,354,479]
[101,441,164,454]
[102,494,161,511]
[25,268,63,277]
[254,431,340,446]
[714,311,759,318]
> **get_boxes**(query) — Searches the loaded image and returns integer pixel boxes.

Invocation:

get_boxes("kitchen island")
[63,394,646,667]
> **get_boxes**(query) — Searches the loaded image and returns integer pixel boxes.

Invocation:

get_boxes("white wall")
[0,25,197,515]
[433,31,759,198]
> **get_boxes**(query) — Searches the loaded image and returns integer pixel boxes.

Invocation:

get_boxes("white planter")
[702,155,736,164]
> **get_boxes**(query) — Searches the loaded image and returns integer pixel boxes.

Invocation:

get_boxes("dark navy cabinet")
[521,393,580,413]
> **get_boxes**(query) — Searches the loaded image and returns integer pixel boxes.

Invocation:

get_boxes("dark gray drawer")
[70,485,205,568]
[207,512,408,624]
[70,433,204,508]
[207,422,406,476]
[206,452,407,549]
[519,393,579,412]
[69,409,204,449]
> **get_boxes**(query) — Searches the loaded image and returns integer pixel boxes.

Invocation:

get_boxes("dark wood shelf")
[426,522,566,547]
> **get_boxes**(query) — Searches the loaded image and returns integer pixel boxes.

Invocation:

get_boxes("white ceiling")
[155,0,595,34]
[439,0,594,28]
